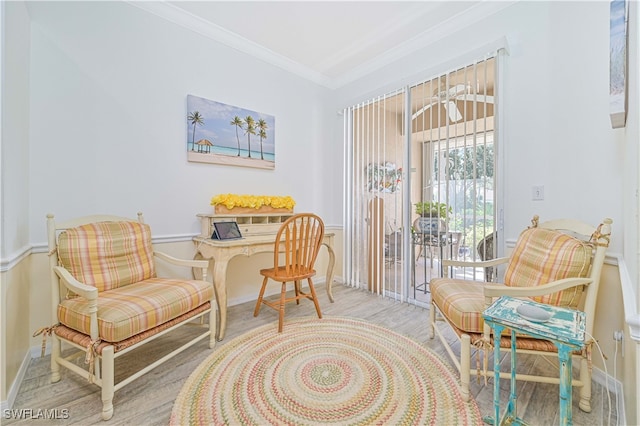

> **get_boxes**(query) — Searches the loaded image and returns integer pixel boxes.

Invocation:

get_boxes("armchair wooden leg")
[50,336,61,383]
[578,355,592,412]
[460,334,471,402]
[428,303,436,339]
[101,346,115,421]
[254,277,269,317]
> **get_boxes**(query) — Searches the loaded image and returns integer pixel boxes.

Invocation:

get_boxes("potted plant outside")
[414,201,451,218]
[413,201,450,234]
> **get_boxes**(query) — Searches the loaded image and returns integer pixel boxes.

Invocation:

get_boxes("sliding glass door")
[344,55,500,306]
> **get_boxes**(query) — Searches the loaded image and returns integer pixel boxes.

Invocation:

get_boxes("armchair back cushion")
[504,227,592,308]
[57,221,156,292]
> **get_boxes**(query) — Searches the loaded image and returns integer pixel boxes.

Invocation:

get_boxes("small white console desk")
[193,212,335,340]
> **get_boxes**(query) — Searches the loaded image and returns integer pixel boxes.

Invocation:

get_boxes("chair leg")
[460,334,471,402]
[428,303,436,339]
[278,282,287,332]
[101,346,115,420]
[294,280,301,305]
[578,354,592,412]
[50,335,61,383]
[208,297,217,348]
[254,276,269,317]
[308,278,322,319]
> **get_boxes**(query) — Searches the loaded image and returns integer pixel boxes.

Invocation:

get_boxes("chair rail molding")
[0,245,32,272]
[617,255,640,342]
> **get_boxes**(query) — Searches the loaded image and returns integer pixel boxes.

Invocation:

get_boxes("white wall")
[1,0,32,404]
[26,1,334,244]
[1,0,31,260]
[329,2,638,421]
[330,1,624,252]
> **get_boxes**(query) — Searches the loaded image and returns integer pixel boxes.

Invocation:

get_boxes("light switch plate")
[532,185,544,200]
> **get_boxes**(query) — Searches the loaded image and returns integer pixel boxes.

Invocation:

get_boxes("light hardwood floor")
[7,283,617,425]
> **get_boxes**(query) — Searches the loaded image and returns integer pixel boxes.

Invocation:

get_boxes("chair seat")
[449,323,561,353]
[430,277,488,334]
[58,278,213,342]
[54,302,211,354]
[431,278,551,340]
[259,266,316,282]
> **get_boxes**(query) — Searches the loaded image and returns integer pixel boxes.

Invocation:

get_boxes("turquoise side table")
[482,296,586,426]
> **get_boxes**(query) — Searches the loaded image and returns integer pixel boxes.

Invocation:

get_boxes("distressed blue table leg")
[507,329,518,422]
[557,345,573,426]
[486,322,505,425]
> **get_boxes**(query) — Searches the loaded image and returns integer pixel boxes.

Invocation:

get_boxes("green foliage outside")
[431,144,495,257]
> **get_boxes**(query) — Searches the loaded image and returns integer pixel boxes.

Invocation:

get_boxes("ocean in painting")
[208,145,275,162]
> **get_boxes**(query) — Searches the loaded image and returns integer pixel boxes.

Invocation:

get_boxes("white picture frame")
[609,0,628,128]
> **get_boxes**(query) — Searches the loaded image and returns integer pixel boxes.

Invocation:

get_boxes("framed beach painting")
[186,94,276,169]
[609,0,628,128]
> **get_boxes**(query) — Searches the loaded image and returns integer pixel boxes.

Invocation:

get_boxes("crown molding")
[121,1,517,90]
[331,1,518,89]
[126,1,332,88]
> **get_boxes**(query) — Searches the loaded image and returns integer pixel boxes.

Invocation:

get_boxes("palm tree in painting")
[230,116,244,156]
[244,116,256,158]
[187,111,204,151]
[257,118,268,160]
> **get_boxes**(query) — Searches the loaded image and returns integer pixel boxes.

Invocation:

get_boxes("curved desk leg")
[212,259,229,341]
[322,242,336,303]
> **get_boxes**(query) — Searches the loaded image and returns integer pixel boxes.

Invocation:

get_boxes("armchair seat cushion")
[57,278,213,342]
[430,278,486,334]
[431,279,537,336]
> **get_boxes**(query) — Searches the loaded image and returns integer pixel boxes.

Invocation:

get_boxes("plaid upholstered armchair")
[428,215,611,413]
[40,213,216,420]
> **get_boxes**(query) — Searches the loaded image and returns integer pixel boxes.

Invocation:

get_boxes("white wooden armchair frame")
[428,216,612,413]
[45,213,216,420]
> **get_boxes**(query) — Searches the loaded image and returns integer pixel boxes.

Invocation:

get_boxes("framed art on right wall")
[610,0,628,128]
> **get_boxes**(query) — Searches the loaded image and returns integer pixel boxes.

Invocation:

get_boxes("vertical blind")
[343,89,407,300]
[344,54,499,306]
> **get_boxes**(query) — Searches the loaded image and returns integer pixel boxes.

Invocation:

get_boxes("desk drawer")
[238,223,283,236]
[198,213,294,237]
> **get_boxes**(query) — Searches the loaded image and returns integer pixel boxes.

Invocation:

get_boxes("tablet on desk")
[211,221,243,240]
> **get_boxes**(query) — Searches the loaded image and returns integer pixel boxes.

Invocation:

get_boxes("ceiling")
[130,1,516,89]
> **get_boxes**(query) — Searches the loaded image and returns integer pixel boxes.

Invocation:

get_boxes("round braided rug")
[170,317,482,425]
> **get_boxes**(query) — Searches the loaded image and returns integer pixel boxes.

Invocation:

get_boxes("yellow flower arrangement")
[210,194,296,210]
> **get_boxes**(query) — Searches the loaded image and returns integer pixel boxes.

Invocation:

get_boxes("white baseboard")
[592,367,626,425]
[1,350,32,411]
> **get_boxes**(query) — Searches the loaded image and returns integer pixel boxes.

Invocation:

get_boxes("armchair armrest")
[442,256,510,269]
[483,277,592,298]
[154,251,209,281]
[53,266,98,300]
[441,256,509,278]
[53,266,100,341]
